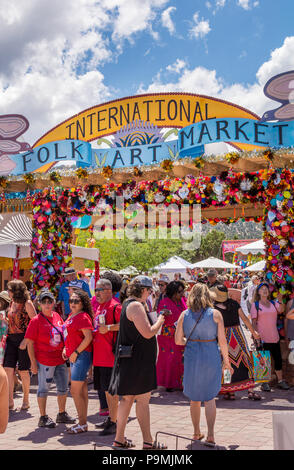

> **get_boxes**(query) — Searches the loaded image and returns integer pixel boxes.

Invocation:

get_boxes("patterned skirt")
[220,325,254,393]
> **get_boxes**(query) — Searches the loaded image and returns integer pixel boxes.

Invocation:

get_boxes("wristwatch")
[74,349,80,356]
[107,324,111,331]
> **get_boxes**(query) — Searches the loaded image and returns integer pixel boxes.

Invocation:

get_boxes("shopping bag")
[251,349,271,383]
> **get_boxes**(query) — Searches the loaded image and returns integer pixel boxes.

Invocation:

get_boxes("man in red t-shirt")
[92,279,121,436]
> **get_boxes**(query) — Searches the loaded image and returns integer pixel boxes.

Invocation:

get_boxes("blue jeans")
[37,362,68,397]
[70,351,92,381]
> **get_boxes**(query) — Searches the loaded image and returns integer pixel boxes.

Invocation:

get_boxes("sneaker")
[95,416,111,429]
[38,415,56,428]
[56,411,76,424]
[261,383,271,392]
[98,419,116,436]
[277,380,290,390]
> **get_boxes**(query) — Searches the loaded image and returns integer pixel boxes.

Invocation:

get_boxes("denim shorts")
[70,350,92,382]
[37,362,68,397]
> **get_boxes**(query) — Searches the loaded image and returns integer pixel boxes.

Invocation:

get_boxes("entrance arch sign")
[33,93,260,148]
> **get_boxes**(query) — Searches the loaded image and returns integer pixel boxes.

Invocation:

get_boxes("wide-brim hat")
[210,286,228,303]
[0,290,10,306]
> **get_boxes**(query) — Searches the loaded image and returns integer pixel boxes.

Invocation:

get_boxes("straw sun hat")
[0,291,11,307]
[210,285,228,303]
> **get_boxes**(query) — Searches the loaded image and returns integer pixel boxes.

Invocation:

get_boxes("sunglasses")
[95,288,111,292]
[40,298,54,304]
[177,289,184,294]
[69,298,81,304]
[158,283,166,287]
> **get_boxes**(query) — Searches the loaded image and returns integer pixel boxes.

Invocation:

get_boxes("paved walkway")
[0,375,293,451]
[1,329,293,451]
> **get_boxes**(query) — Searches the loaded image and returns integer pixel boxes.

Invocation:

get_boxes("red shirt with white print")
[62,311,93,358]
[25,312,64,366]
[93,298,121,368]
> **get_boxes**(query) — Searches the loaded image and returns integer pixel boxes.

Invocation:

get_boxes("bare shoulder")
[212,309,222,322]
[126,300,145,319]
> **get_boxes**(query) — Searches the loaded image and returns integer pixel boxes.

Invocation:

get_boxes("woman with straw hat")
[212,284,261,400]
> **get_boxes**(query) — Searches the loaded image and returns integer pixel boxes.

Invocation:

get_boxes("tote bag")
[251,349,271,383]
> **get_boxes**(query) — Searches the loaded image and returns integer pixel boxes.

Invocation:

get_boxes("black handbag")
[118,344,134,358]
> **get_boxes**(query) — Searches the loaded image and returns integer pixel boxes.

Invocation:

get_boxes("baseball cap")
[207,269,217,276]
[134,275,153,288]
[68,280,84,289]
[38,290,55,302]
[62,267,76,276]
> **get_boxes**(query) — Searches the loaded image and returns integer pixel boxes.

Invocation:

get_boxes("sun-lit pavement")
[1,375,293,451]
[1,329,293,451]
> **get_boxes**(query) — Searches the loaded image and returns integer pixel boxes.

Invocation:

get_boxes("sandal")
[66,423,88,434]
[192,433,204,441]
[248,391,261,401]
[142,441,168,450]
[224,393,235,400]
[204,439,216,448]
[20,404,30,411]
[112,439,135,449]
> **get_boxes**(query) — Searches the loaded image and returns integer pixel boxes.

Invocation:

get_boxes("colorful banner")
[222,240,257,260]
[92,140,203,169]
[179,118,294,154]
[6,139,92,175]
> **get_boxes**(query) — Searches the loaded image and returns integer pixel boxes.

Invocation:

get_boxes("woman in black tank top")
[109,276,167,449]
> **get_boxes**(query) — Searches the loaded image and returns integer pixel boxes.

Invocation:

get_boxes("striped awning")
[0,213,32,246]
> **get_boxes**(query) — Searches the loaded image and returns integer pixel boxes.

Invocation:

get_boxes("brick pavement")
[0,375,293,451]
[1,328,293,451]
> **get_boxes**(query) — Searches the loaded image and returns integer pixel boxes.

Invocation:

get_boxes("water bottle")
[99,314,105,326]
[223,369,231,384]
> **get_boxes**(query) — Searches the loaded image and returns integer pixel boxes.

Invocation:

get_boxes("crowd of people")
[0,265,293,448]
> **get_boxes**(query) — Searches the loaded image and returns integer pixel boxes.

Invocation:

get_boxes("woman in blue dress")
[175,283,232,447]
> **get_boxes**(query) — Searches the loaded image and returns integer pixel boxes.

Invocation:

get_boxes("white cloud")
[137,36,294,119]
[161,6,177,35]
[166,59,187,74]
[237,0,259,10]
[189,12,211,40]
[0,0,170,144]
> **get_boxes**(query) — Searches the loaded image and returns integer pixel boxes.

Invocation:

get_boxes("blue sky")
[0,0,294,144]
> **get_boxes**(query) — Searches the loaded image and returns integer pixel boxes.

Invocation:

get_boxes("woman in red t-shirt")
[26,290,76,429]
[62,289,93,434]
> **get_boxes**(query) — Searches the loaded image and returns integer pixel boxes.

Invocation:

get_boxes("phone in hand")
[160,309,172,316]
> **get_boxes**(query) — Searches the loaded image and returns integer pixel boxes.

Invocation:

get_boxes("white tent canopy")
[0,213,99,262]
[191,257,239,270]
[0,243,99,262]
[153,256,194,279]
[235,239,265,255]
[118,266,139,275]
[242,260,265,272]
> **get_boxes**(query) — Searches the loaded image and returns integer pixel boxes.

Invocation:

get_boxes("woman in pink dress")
[156,281,187,391]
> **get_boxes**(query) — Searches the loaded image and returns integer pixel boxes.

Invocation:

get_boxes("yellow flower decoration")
[263,149,274,161]
[0,177,8,189]
[23,173,35,185]
[225,152,240,164]
[133,167,143,177]
[49,171,61,184]
[193,156,205,169]
[160,159,174,171]
[102,166,113,179]
[75,167,89,179]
